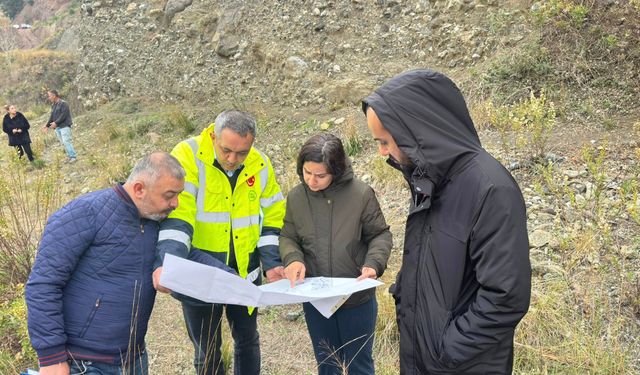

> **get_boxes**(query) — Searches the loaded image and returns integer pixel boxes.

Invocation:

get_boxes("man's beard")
[143,211,170,221]
[140,201,174,221]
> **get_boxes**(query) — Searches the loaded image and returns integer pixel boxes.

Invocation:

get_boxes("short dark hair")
[296,133,347,180]
[48,89,59,97]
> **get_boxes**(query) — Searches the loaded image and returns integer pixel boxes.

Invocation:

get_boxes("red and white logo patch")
[247,176,255,187]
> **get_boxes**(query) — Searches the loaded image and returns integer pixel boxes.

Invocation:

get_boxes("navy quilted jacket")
[26,184,159,366]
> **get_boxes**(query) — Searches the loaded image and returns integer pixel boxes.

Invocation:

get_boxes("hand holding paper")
[159,254,383,318]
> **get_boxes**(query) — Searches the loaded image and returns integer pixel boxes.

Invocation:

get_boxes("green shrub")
[342,117,364,157]
[581,144,608,212]
[115,98,141,114]
[127,118,154,138]
[0,158,58,373]
[0,284,36,372]
[477,90,556,162]
[168,109,197,136]
[512,90,556,161]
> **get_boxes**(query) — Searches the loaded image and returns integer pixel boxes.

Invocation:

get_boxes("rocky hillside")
[1,0,640,373]
[48,0,531,113]
[4,0,638,121]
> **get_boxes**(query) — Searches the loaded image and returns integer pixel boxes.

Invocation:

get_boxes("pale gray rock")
[529,229,554,248]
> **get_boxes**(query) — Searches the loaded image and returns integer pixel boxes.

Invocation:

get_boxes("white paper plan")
[160,254,383,318]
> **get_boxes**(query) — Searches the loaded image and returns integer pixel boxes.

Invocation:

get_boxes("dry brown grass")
[145,275,402,374]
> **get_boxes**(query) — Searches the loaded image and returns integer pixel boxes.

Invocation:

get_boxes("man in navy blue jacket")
[26,151,185,375]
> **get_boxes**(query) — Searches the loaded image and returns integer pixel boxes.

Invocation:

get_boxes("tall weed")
[515,275,631,373]
[0,284,36,373]
[0,157,59,373]
[476,90,556,162]
[374,288,400,374]
[341,116,365,157]
[0,157,62,285]
[167,108,197,136]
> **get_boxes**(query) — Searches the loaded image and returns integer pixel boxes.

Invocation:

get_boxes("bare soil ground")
[146,294,317,374]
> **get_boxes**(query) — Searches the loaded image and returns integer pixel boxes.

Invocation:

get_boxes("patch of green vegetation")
[368,157,407,192]
[483,40,554,102]
[472,0,640,126]
[0,284,36,374]
[167,108,197,136]
[114,98,141,114]
[106,124,122,140]
[474,90,556,162]
[0,0,25,18]
[341,117,364,157]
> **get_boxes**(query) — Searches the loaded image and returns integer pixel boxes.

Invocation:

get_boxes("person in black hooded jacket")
[362,69,531,374]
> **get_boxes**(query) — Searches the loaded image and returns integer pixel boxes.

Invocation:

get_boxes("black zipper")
[79,296,102,337]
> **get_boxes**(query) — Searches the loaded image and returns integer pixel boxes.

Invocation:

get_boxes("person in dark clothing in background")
[44,89,77,163]
[362,69,531,374]
[3,104,35,161]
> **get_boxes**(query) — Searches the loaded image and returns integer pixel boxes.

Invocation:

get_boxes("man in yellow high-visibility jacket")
[152,110,286,375]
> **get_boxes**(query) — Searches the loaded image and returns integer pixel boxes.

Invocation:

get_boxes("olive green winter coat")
[279,163,392,308]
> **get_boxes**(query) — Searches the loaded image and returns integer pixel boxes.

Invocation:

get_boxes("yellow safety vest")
[166,124,285,279]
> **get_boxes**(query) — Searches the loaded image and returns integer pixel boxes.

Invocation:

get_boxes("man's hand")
[265,265,285,283]
[39,361,70,375]
[152,267,171,293]
[283,261,306,288]
[356,266,377,281]
[50,122,57,129]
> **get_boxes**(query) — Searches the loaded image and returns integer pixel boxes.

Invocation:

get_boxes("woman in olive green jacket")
[279,133,392,375]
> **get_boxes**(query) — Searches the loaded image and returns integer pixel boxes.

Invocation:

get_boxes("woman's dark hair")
[296,133,347,180]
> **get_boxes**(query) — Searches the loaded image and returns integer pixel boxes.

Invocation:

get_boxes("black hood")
[362,69,482,188]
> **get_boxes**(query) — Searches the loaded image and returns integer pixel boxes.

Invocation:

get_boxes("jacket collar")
[113,183,141,218]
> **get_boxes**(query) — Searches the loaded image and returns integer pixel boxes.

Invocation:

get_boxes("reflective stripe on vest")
[186,138,233,224]
[158,229,191,250]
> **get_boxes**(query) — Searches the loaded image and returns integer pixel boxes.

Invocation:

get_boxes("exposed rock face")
[45,0,521,110]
